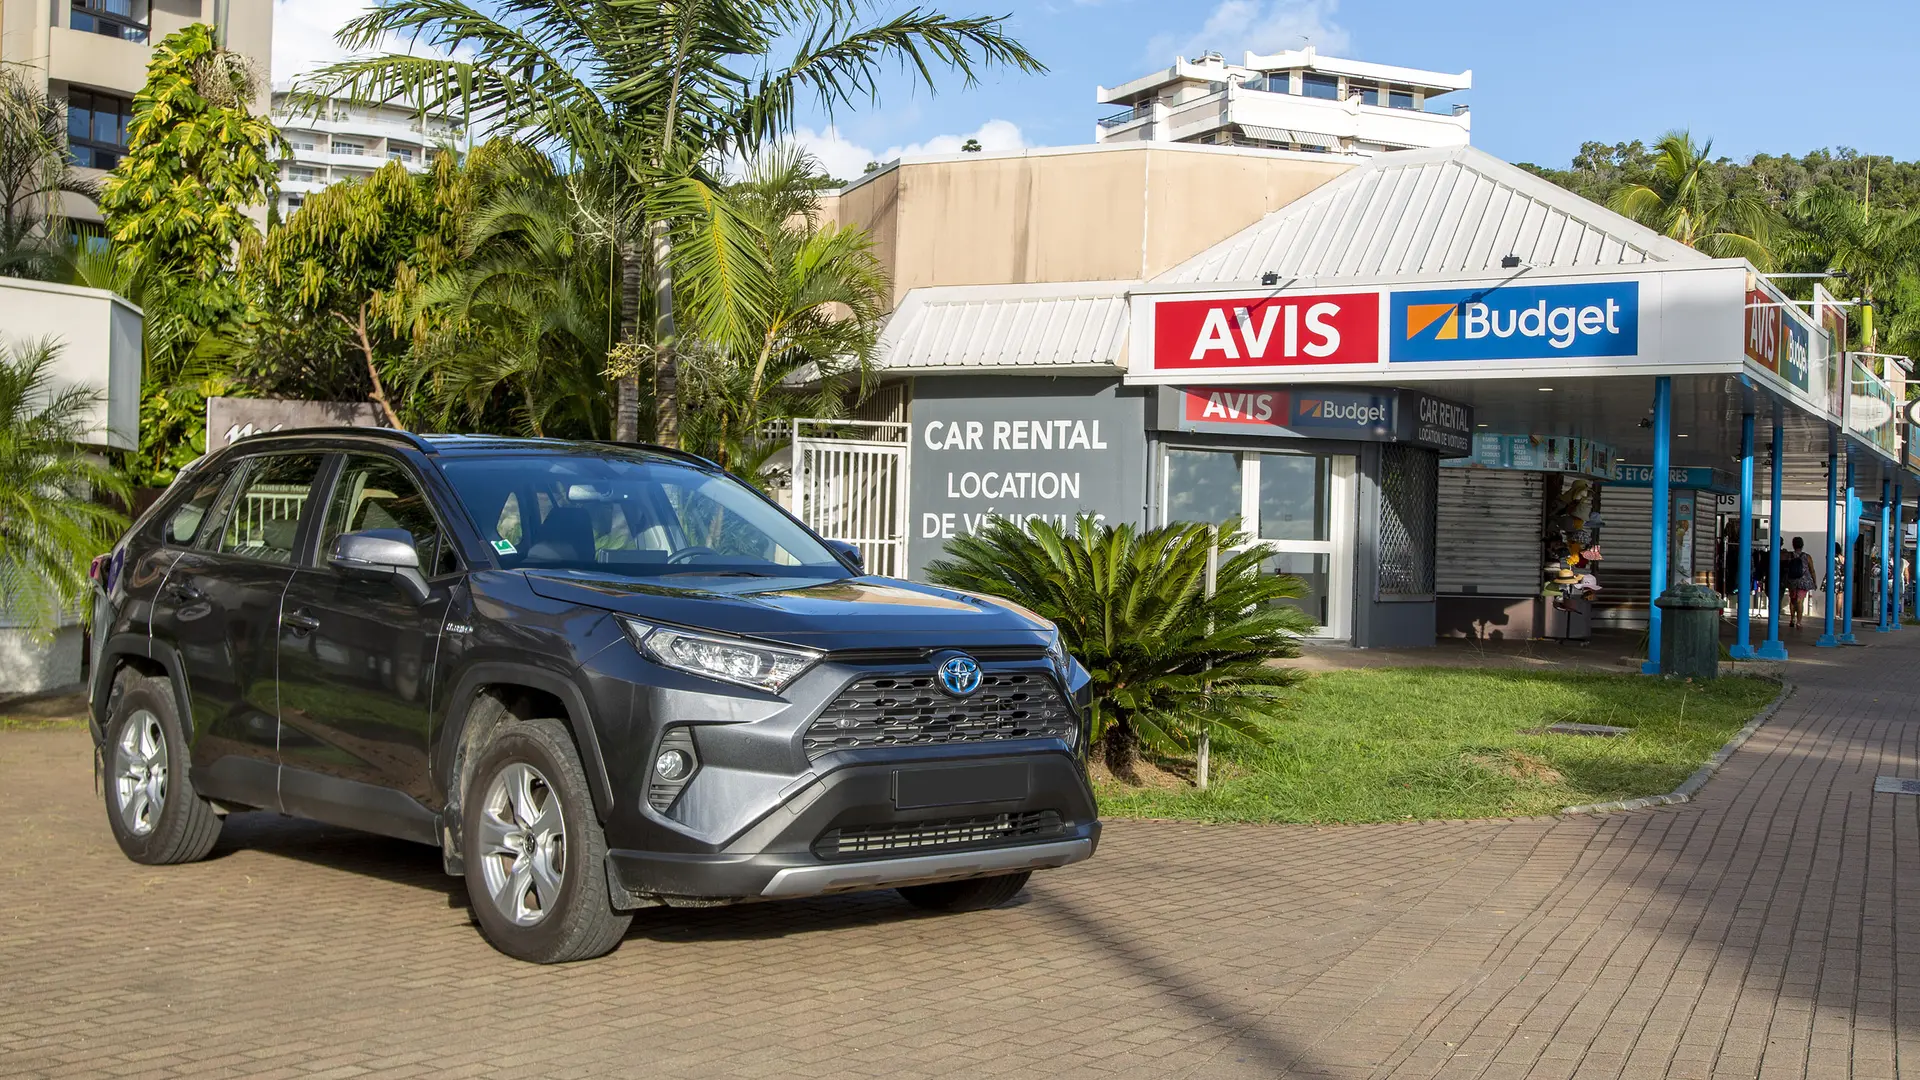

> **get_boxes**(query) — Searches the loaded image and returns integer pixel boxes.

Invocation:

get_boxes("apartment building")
[272,83,463,217]
[0,0,273,222]
[1095,45,1470,157]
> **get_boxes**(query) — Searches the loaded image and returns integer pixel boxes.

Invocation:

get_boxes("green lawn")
[1098,668,1779,824]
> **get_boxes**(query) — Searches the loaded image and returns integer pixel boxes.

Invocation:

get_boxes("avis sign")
[1150,291,1380,369]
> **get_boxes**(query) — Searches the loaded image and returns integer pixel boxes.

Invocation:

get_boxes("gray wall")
[907,376,1150,576]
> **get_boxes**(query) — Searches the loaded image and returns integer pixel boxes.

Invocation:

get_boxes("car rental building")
[812,142,1916,668]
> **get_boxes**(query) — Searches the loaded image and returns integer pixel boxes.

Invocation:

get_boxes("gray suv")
[89,431,1100,962]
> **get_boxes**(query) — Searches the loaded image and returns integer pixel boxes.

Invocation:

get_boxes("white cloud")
[271,0,459,87]
[1146,0,1352,64]
[789,120,1030,181]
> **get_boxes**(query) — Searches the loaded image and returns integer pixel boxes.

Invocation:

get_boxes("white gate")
[790,419,910,577]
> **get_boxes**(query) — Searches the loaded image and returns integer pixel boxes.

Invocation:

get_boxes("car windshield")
[438,450,850,581]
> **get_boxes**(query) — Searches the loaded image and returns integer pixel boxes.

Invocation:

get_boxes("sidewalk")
[3,629,1919,1077]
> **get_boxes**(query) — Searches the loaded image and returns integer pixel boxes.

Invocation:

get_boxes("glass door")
[1162,446,1357,640]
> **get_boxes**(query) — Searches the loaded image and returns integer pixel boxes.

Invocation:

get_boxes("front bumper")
[605,748,1100,904]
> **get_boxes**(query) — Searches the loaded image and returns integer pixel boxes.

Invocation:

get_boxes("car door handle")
[284,611,322,633]
[163,581,203,602]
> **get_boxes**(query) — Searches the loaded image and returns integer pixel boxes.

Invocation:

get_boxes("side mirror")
[827,540,864,572]
[329,528,429,602]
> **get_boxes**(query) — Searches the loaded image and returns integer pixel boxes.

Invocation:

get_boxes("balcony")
[1164,82,1471,152]
[0,277,144,451]
[47,26,150,97]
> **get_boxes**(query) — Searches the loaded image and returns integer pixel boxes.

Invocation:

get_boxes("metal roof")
[1159,145,1706,285]
[877,282,1133,371]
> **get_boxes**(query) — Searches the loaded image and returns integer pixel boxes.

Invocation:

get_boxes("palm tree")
[0,66,98,280]
[406,159,614,438]
[1609,131,1776,267]
[0,337,129,632]
[1784,183,1920,354]
[926,515,1316,775]
[677,148,888,480]
[306,0,1043,445]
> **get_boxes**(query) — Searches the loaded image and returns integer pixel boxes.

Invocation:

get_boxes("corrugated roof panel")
[1158,145,1706,284]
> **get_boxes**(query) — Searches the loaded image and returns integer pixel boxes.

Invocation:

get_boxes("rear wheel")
[102,673,221,865]
[897,871,1032,912]
[462,716,630,963]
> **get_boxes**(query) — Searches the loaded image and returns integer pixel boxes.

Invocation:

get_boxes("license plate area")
[892,763,1030,810]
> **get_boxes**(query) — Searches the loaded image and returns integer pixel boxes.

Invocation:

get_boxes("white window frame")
[1159,446,1357,641]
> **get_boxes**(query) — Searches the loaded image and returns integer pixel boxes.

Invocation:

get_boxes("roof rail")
[228,427,441,454]
[590,440,723,470]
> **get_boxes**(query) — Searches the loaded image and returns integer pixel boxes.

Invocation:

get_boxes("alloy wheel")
[114,709,168,836]
[475,762,567,926]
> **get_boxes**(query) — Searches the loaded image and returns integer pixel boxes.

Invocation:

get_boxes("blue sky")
[279,0,1920,179]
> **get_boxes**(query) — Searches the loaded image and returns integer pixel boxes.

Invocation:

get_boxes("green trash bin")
[1656,583,1721,680]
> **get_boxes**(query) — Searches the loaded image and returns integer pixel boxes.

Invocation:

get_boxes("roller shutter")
[1593,487,1653,626]
[1436,470,1542,596]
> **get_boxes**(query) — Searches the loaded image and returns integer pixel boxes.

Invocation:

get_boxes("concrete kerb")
[1560,676,1794,816]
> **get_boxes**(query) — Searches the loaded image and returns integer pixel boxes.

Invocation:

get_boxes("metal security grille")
[813,811,1065,860]
[791,419,909,577]
[1378,445,1437,598]
[803,672,1077,759]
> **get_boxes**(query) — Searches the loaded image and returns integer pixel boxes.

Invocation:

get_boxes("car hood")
[521,570,1055,652]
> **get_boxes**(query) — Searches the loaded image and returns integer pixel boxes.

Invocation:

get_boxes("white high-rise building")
[271,84,464,217]
[1095,46,1471,157]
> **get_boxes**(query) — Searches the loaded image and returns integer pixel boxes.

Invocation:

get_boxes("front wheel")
[102,672,222,865]
[462,717,631,963]
[897,871,1032,912]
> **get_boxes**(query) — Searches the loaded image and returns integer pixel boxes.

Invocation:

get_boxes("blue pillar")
[1643,376,1672,675]
[1841,455,1858,645]
[1758,420,1788,660]
[1818,434,1840,647]
[1895,484,1905,626]
[1912,489,1919,627]
[1731,414,1756,659]
[1879,478,1894,632]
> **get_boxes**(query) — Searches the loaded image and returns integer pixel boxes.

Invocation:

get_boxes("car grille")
[813,810,1065,860]
[803,671,1077,758]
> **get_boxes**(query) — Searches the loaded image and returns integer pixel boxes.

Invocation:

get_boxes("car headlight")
[620,617,821,693]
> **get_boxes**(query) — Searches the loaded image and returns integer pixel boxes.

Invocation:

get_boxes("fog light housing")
[655,748,691,781]
[646,727,699,813]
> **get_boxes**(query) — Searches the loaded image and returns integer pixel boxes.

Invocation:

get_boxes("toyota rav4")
[89,430,1099,962]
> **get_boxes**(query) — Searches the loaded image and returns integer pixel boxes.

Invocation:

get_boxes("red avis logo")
[1152,292,1380,369]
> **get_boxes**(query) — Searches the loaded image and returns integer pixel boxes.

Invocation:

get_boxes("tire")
[462,716,631,963]
[897,871,1032,912]
[102,672,222,865]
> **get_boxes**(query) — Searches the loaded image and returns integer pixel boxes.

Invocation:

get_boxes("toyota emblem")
[937,654,983,698]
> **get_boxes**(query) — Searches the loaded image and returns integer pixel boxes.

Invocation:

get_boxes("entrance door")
[1160,446,1357,639]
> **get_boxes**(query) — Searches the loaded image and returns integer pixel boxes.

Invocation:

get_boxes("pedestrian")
[1786,536,1816,628]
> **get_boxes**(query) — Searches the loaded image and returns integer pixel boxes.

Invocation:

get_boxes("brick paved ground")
[3,638,1918,1079]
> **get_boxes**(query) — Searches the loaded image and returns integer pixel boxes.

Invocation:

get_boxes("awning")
[1289,130,1341,150]
[1235,124,1342,150]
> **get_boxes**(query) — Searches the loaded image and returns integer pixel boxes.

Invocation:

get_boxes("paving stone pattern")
[3,641,1918,1078]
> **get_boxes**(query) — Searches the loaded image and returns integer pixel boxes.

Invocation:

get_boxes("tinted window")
[1302,73,1339,100]
[162,468,231,547]
[215,454,325,564]
[322,454,457,576]
[439,451,846,581]
[1389,89,1415,110]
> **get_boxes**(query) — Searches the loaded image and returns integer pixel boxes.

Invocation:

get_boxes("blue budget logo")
[1390,281,1639,362]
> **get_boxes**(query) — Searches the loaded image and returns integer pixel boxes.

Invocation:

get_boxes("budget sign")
[1389,281,1639,362]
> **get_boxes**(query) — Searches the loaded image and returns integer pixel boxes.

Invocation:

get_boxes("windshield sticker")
[492,538,517,555]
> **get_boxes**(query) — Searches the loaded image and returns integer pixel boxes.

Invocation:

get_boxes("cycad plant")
[927,515,1316,775]
[0,338,129,632]
[0,66,98,281]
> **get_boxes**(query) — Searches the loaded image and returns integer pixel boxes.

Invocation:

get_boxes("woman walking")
[1786,536,1817,628]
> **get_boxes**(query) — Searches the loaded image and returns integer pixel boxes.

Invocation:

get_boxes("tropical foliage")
[303,0,1042,444]
[96,24,283,485]
[926,515,1316,774]
[0,338,129,632]
[0,66,96,281]
[1527,139,1920,361]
